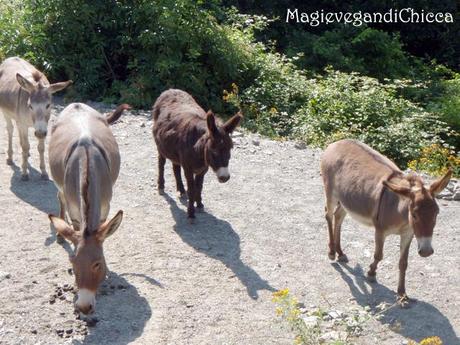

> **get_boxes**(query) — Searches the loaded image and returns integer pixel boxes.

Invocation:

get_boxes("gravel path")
[0,102,459,345]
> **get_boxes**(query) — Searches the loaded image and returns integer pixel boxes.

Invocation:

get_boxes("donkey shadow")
[163,193,276,300]
[9,163,60,245]
[332,262,459,344]
[72,271,153,345]
[9,163,58,214]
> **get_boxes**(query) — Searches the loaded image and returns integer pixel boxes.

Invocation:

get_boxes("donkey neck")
[191,133,208,171]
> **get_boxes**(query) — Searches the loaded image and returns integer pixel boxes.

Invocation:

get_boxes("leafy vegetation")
[0,0,458,173]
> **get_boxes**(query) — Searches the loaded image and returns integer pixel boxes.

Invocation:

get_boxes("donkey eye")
[92,262,102,271]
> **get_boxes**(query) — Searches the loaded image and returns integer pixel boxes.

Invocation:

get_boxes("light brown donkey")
[0,57,72,180]
[321,139,452,300]
[48,102,129,315]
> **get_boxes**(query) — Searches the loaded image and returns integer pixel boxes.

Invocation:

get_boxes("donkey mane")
[81,144,91,237]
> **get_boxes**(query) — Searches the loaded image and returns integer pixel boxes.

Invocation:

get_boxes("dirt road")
[0,102,459,345]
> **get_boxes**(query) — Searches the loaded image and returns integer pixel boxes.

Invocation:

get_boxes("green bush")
[1,1,456,169]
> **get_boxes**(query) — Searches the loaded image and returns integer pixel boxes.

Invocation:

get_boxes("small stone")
[140,123,146,128]
[452,191,460,201]
[49,296,56,304]
[65,328,73,335]
[302,315,319,327]
[86,317,99,327]
[294,142,307,149]
[252,138,260,146]
[31,329,37,334]
[32,280,38,284]
[0,272,11,282]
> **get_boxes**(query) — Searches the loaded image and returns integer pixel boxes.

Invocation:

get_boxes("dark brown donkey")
[321,139,452,302]
[152,89,242,221]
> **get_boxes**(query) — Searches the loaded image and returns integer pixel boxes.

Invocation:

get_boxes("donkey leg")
[5,116,14,165]
[367,230,385,282]
[333,203,348,262]
[184,169,196,222]
[397,232,413,301]
[325,205,335,260]
[194,172,205,211]
[18,125,30,180]
[38,137,48,179]
[157,154,166,195]
[56,191,66,244]
[173,164,186,198]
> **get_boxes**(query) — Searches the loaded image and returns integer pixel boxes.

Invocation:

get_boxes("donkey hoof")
[158,188,165,195]
[328,252,336,260]
[6,158,13,165]
[41,173,49,180]
[366,273,377,283]
[397,294,411,308]
[337,254,349,263]
[21,174,29,181]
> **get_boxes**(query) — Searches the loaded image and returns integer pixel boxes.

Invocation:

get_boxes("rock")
[452,190,460,201]
[294,142,307,150]
[85,317,99,327]
[302,315,319,327]
[232,131,243,138]
[31,329,37,334]
[328,310,343,319]
[252,138,260,146]
[140,122,146,128]
[0,272,11,282]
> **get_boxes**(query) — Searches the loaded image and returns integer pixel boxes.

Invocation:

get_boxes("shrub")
[408,144,460,177]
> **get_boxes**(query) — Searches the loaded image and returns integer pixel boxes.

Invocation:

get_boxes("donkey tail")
[106,103,131,125]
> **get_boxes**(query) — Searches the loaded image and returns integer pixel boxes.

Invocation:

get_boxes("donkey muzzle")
[34,130,47,139]
[417,236,434,258]
[216,167,230,183]
[75,289,96,315]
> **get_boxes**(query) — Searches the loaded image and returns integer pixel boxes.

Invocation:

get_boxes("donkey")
[0,57,72,180]
[152,89,242,221]
[48,102,129,315]
[321,139,452,301]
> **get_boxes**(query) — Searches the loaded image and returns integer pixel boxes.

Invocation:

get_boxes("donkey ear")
[49,215,79,245]
[16,73,36,93]
[382,180,412,198]
[48,80,73,94]
[430,169,452,196]
[223,111,242,134]
[97,210,123,241]
[206,110,219,138]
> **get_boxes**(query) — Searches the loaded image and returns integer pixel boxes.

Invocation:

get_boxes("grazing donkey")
[48,102,129,315]
[321,139,451,301]
[0,57,72,180]
[152,89,242,221]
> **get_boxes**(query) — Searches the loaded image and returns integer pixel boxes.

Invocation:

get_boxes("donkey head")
[16,72,72,139]
[49,211,123,315]
[383,169,452,257]
[205,111,242,182]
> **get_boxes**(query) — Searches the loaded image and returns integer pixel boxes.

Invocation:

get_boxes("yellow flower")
[272,288,289,298]
[420,336,443,345]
